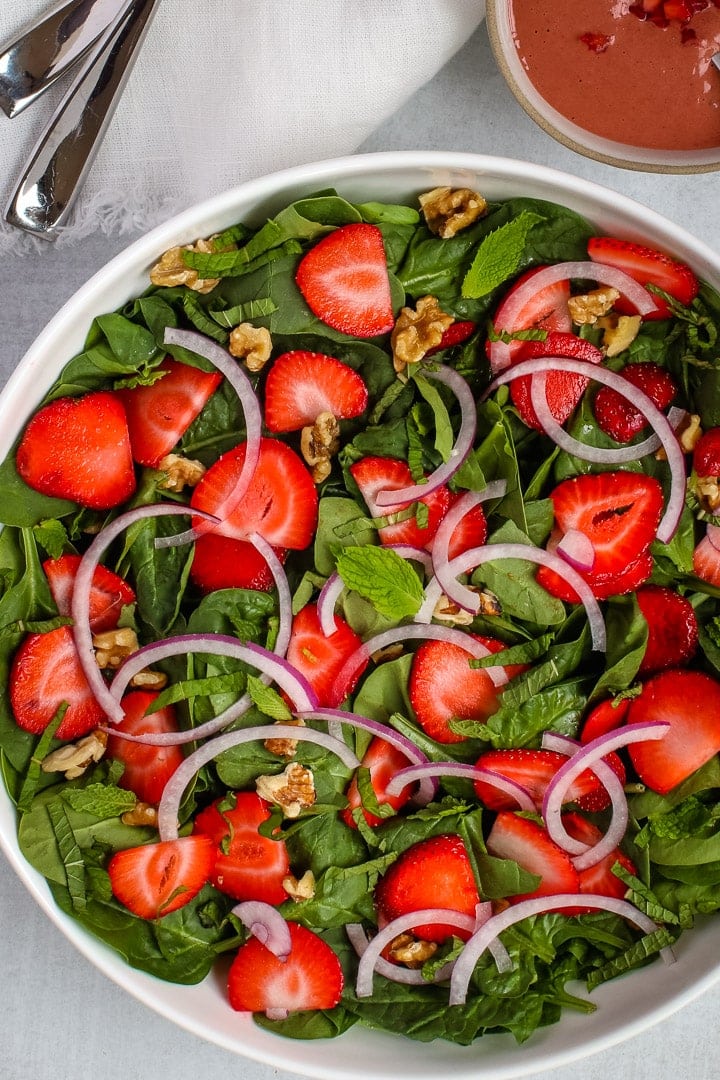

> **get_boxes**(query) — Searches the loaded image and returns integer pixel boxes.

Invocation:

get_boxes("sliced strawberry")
[264,350,368,432]
[374,834,480,942]
[593,362,677,443]
[488,267,572,373]
[562,812,636,901]
[636,584,699,675]
[473,747,619,813]
[191,437,318,549]
[43,553,135,633]
[693,427,720,477]
[10,625,106,740]
[342,736,414,828]
[425,320,477,356]
[440,492,488,558]
[16,391,135,510]
[228,921,344,1014]
[587,236,699,319]
[486,811,580,903]
[693,533,720,587]
[349,456,450,549]
[626,669,720,793]
[510,331,603,431]
[536,471,663,601]
[408,635,521,745]
[580,697,631,744]
[193,792,290,904]
[105,691,184,805]
[189,533,288,594]
[285,603,366,708]
[295,222,394,338]
[107,835,215,919]
[116,358,222,467]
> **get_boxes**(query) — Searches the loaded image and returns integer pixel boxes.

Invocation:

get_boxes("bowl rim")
[485,0,720,175]
[3,149,720,1080]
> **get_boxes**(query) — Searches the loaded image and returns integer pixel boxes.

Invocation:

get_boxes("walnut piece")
[158,453,206,492]
[596,313,642,358]
[149,237,220,294]
[93,627,138,669]
[656,411,701,462]
[129,668,169,691]
[282,870,316,902]
[419,187,487,239]
[433,587,502,625]
[255,763,316,818]
[568,286,620,326]
[300,411,340,484]
[391,295,454,373]
[41,730,107,780]
[695,474,720,513]
[122,802,158,828]
[386,932,438,968]
[264,718,306,759]
[228,322,272,372]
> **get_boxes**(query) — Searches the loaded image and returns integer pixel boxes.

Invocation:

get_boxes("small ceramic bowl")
[486,0,720,173]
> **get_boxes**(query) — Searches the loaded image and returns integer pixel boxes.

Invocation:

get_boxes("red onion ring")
[316,573,346,638]
[384,761,536,812]
[449,893,671,1006]
[488,262,659,374]
[374,366,477,505]
[232,901,292,960]
[556,528,596,573]
[429,483,508,613]
[484,357,685,544]
[157,722,359,842]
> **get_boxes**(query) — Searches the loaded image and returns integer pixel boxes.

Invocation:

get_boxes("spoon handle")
[0,0,132,117]
[5,0,160,239]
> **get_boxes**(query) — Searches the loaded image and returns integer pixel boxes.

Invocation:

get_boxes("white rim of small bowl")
[2,150,720,1080]
[485,1,720,174]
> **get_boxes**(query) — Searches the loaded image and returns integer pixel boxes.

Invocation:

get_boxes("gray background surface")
[1,22,719,1080]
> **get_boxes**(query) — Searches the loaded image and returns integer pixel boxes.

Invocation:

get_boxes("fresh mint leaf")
[46,798,86,911]
[246,674,293,721]
[462,212,543,299]
[61,784,137,820]
[335,545,424,619]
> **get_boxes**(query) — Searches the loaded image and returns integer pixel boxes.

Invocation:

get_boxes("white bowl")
[486,1,720,174]
[2,151,720,1080]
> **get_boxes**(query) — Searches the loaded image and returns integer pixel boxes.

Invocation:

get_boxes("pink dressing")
[510,1,720,150]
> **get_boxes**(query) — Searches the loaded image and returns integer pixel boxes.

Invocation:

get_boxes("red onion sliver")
[374,366,477,505]
[232,901,292,960]
[449,893,671,1006]
[385,761,536,812]
[157,327,263,547]
[157,723,359,842]
[430,483,508,613]
[484,356,686,544]
[556,528,596,572]
[317,573,346,638]
[488,262,659,374]
[247,532,292,657]
[71,504,219,724]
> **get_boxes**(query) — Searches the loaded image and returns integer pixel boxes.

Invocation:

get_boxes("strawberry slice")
[105,691,184,805]
[295,222,394,338]
[536,471,664,601]
[10,625,106,740]
[43,553,135,633]
[349,456,450,549]
[108,835,215,919]
[374,834,481,942]
[510,331,604,431]
[587,236,699,319]
[636,584,699,675]
[425,320,477,356]
[264,350,368,432]
[693,427,720,477]
[593,362,677,444]
[408,635,520,745]
[580,697,631,744]
[488,266,572,371]
[191,437,318,548]
[116,358,222,467]
[438,492,488,558]
[693,533,720,587]
[285,603,366,708]
[562,812,637,901]
[486,811,580,903]
[342,736,414,828]
[228,921,344,1014]
[627,669,720,793]
[190,533,288,593]
[16,391,136,510]
[193,792,290,904]
[473,747,619,813]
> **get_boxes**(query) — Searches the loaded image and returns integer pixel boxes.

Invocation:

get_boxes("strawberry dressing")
[509,1,720,150]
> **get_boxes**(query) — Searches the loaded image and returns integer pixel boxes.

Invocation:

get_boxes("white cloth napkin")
[0,1,485,251]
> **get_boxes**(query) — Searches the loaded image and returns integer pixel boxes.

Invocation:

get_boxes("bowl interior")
[485,1,720,174]
[2,150,720,1080]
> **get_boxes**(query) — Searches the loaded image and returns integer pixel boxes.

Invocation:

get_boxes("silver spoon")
[5,0,160,239]
[0,0,132,118]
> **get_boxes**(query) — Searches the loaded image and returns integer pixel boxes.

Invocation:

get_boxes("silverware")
[5,0,160,239]
[0,0,132,118]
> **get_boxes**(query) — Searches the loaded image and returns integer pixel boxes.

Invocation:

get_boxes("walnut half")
[391,295,454,373]
[149,237,220,294]
[256,763,316,818]
[41,730,107,780]
[229,322,272,372]
[301,411,340,484]
[419,187,487,239]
